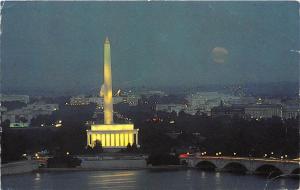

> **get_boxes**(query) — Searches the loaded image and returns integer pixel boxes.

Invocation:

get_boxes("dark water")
[1,170,299,190]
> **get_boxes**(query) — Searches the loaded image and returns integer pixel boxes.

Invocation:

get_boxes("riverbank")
[1,156,186,176]
[1,160,39,175]
[38,165,186,172]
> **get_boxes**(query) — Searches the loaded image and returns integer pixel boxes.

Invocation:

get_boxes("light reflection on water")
[2,169,299,190]
[201,171,206,179]
[87,171,137,189]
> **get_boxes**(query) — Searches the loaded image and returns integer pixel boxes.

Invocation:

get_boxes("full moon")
[211,47,229,64]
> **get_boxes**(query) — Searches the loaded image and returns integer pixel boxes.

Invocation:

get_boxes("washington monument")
[101,37,113,124]
[87,37,139,149]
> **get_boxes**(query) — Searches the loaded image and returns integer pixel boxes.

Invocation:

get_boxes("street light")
[264,154,267,157]
[233,152,237,156]
[216,153,219,156]
[285,155,288,158]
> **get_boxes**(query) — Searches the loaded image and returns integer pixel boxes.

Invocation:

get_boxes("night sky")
[1,2,299,94]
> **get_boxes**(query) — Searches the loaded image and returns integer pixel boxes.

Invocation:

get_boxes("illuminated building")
[70,96,103,106]
[0,94,30,104]
[1,103,58,126]
[282,105,300,119]
[155,104,187,115]
[86,37,139,149]
[245,104,282,119]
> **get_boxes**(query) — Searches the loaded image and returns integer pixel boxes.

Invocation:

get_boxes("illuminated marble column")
[87,133,91,146]
[135,133,138,145]
[103,37,113,124]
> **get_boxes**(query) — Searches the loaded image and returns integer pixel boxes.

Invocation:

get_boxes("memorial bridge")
[180,155,300,175]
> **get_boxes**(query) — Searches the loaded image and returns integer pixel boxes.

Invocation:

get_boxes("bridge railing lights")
[200,152,207,156]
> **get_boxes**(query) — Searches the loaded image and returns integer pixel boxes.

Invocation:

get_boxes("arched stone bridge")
[181,156,300,175]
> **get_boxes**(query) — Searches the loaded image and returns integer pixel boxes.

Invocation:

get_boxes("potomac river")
[2,169,299,190]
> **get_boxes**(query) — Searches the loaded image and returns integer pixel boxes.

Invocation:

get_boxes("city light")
[55,124,62,128]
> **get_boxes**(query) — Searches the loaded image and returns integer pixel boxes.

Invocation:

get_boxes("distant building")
[10,122,29,128]
[70,96,89,105]
[156,104,187,115]
[113,96,125,105]
[70,96,104,107]
[1,103,58,125]
[245,104,282,119]
[89,97,104,107]
[0,94,29,104]
[282,105,299,119]
[211,103,245,118]
[185,92,241,116]
[124,95,140,106]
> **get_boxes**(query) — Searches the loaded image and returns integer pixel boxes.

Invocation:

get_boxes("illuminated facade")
[87,124,139,148]
[87,37,139,149]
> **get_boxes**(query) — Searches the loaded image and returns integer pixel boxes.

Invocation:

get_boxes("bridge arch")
[254,164,283,176]
[291,168,300,175]
[222,162,248,173]
[195,161,217,171]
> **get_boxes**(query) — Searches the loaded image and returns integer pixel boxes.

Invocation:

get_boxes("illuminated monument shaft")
[103,37,113,124]
[87,37,139,150]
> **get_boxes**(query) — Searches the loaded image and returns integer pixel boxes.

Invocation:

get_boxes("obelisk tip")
[105,37,110,44]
